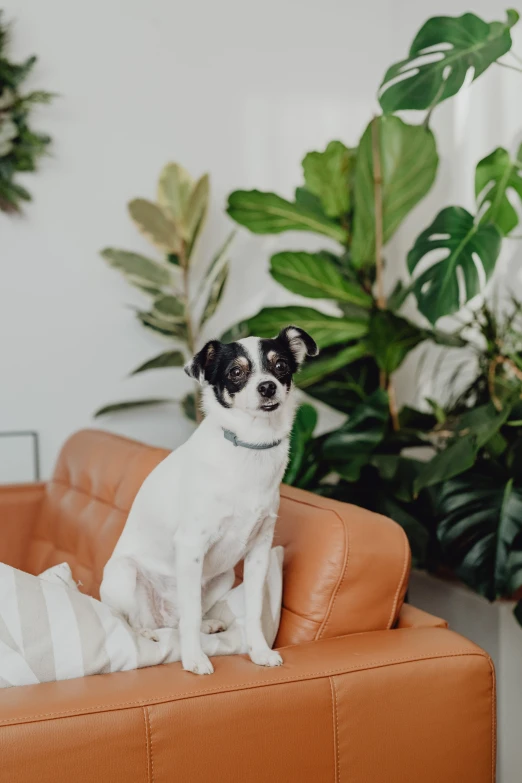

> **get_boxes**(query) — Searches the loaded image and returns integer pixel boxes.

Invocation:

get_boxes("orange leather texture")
[15,429,410,643]
[0,629,494,783]
[0,429,496,782]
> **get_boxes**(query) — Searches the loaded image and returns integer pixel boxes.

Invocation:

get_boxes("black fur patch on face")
[186,340,252,408]
[259,338,298,389]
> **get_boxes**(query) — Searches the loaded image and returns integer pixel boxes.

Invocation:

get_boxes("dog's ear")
[277,326,319,367]
[184,340,222,384]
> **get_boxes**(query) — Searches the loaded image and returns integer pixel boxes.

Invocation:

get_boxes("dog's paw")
[249,648,283,668]
[182,650,214,675]
[138,628,160,642]
[201,618,226,634]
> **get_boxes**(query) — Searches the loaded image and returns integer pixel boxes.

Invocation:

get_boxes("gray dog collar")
[223,428,283,450]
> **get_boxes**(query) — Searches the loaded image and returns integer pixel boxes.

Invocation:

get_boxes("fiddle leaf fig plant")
[0,12,54,212]
[96,162,234,422]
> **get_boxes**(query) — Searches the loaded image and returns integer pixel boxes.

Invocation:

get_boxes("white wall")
[1,0,521,479]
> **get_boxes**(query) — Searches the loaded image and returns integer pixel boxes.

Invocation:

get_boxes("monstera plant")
[0,12,53,212]
[96,162,233,422]
[225,8,522,619]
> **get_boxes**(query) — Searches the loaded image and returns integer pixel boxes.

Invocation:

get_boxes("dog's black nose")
[258,381,276,398]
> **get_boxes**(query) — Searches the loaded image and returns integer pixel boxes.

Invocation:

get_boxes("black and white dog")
[100,326,318,674]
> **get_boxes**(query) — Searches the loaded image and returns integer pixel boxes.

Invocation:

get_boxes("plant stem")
[371,115,400,431]
[511,51,522,66]
[496,61,522,74]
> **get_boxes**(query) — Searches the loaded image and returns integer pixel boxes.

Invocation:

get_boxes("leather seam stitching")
[146,706,155,783]
[0,649,488,725]
[329,677,339,783]
[49,479,128,514]
[487,655,496,782]
[143,707,151,783]
[313,509,348,641]
[386,528,410,630]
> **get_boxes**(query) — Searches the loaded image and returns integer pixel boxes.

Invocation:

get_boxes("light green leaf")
[351,117,438,268]
[379,10,519,113]
[246,306,369,349]
[201,231,235,288]
[128,199,181,253]
[408,206,502,324]
[270,251,372,307]
[476,145,522,236]
[302,141,355,218]
[157,162,194,235]
[227,190,348,244]
[185,173,209,250]
[152,295,185,321]
[137,310,187,338]
[101,248,171,294]
[130,350,185,375]
[201,262,228,325]
[94,398,175,417]
[284,404,318,485]
[296,343,368,388]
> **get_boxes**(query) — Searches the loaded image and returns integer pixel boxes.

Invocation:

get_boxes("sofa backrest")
[23,429,410,645]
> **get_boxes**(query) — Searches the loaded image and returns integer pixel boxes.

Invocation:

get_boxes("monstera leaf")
[245,306,369,349]
[301,141,355,218]
[270,251,372,307]
[476,145,522,236]
[227,190,348,243]
[408,207,502,324]
[322,389,389,481]
[436,466,522,601]
[351,117,438,268]
[379,10,519,113]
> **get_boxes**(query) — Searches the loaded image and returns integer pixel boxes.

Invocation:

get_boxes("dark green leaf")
[414,436,478,494]
[270,251,372,306]
[130,350,185,375]
[227,190,348,244]
[376,494,429,567]
[294,187,324,213]
[94,398,175,417]
[246,306,369,349]
[369,310,425,374]
[152,295,185,321]
[296,343,368,388]
[322,388,389,481]
[408,206,502,324]
[352,117,438,268]
[476,145,522,236]
[284,404,318,485]
[301,141,355,218]
[387,280,412,311]
[181,392,197,421]
[436,467,522,600]
[379,10,519,113]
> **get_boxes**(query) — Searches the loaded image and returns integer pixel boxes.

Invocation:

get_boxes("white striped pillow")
[0,548,283,688]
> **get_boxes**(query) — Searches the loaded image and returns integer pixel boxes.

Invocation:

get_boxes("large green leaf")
[101,248,170,294]
[368,310,425,374]
[128,199,181,253]
[157,162,194,236]
[379,10,519,113]
[476,145,522,236]
[375,494,429,567]
[301,141,355,218]
[436,467,522,600]
[227,190,348,244]
[351,117,438,268]
[246,306,369,349]
[302,353,380,414]
[130,350,185,375]
[296,343,368,388]
[270,251,372,307]
[408,206,502,324]
[322,388,389,481]
[284,404,318,485]
[94,398,175,417]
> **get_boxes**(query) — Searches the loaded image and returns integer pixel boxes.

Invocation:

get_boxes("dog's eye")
[228,366,244,380]
[274,359,289,374]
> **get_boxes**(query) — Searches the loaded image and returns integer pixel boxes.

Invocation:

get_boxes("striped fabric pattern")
[0,548,283,688]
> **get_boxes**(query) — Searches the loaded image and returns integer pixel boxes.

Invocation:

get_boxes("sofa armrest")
[0,627,494,783]
[397,603,448,629]
[274,485,411,645]
[0,483,45,569]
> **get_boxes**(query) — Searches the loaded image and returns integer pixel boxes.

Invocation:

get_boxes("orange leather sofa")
[0,430,495,783]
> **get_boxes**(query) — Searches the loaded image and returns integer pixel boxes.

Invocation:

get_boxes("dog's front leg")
[175,544,214,675]
[244,521,283,668]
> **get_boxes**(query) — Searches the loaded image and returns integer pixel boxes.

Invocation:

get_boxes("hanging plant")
[0,13,54,213]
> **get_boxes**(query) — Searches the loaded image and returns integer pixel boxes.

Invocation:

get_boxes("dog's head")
[185,326,318,416]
